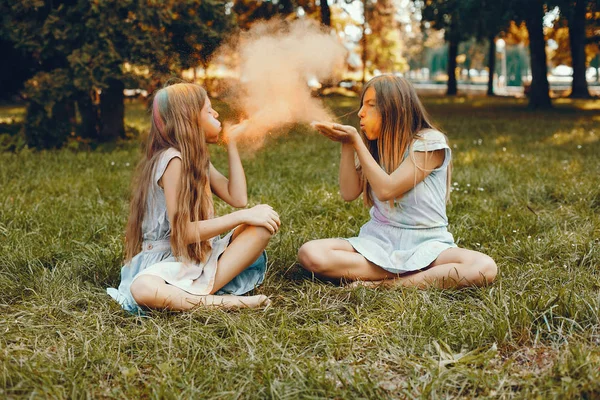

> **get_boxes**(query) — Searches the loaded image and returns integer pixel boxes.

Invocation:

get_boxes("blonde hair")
[358,75,452,206]
[125,83,213,264]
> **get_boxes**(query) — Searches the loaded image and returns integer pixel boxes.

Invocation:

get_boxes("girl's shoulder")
[412,129,449,152]
[154,148,182,184]
[159,147,182,161]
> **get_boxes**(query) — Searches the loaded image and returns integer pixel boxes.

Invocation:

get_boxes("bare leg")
[297,239,397,281]
[298,239,497,289]
[130,275,269,310]
[351,248,497,289]
[129,225,273,311]
[211,225,272,294]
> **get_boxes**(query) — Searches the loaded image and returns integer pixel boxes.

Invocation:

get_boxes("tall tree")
[320,0,331,26]
[552,0,599,98]
[512,0,552,109]
[365,0,407,76]
[549,1,600,96]
[567,0,591,97]
[1,0,232,147]
[0,38,35,101]
[420,0,476,95]
[471,0,513,96]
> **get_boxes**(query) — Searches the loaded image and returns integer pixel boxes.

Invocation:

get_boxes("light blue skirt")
[107,233,267,315]
[345,219,456,275]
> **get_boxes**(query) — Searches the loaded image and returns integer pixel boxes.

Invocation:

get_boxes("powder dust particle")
[216,19,347,147]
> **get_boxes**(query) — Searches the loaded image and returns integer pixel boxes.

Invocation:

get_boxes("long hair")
[357,75,452,206]
[125,83,213,264]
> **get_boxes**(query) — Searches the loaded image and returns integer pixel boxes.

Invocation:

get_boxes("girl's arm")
[209,139,247,208]
[339,142,362,201]
[353,137,444,201]
[314,123,444,202]
[161,158,280,244]
[312,122,362,201]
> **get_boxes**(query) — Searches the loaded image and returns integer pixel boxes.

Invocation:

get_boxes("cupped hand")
[243,204,281,234]
[224,120,250,142]
[310,121,359,144]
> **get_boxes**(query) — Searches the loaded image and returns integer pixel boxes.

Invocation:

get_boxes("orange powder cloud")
[218,19,347,147]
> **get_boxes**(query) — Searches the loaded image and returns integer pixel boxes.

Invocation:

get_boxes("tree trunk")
[446,38,458,95]
[487,35,496,96]
[569,0,590,98]
[77,90,99,139]
[524,0,551,109]
[320,0,331,27]
[100,78,125,141]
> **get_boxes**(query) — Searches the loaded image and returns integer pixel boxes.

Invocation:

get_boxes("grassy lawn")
[1,96,599,398]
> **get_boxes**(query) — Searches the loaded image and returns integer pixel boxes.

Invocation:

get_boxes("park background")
[1,0,600,398]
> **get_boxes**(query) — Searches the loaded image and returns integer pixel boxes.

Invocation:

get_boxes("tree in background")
[420,0,478,95]
[549,0,600,98]
[232,0,332,28]
[592,53,600,82]
[510,0,552,109]
[365,0,408,76]
[398,1,434,73]
[499,20,535,89]
[0,0,232,148]
[233,0,297,28]
[238,0,333,27]
[565,0,592,97]
[457,38,487,82]
[320,0,332,27]
[0,38,35,102]
[469,0,513,96]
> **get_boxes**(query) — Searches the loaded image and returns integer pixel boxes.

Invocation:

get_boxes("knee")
[475,255,497,286]
[130,276,158,307]
[297,242,327,274]
[248,225,274,242]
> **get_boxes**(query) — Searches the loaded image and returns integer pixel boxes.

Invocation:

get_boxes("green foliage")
[366,0,408,74]
[1,97,600,397]
[0,0,233,147]
[21,101,73,149]
[421,0,475,43]
[233,0,300,28]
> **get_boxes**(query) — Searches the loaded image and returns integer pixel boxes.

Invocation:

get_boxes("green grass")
[1,96,599,398]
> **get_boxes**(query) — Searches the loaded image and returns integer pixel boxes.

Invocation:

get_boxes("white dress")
[345,129,457,274]
[107,148,267,313]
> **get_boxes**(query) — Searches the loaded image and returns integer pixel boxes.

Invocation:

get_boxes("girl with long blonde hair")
[107,82,279,312]
[299,75,497,288]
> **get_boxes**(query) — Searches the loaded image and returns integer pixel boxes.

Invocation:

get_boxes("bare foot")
[241,294,271,309]
[198,294,271,309]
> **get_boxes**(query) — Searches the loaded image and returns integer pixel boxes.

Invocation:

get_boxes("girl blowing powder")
[108,83,278,312]
[300,75,497,288]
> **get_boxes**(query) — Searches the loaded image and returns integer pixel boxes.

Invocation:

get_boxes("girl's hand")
[311,121,359,145]
[224,120,249,143]
[242,204,281,234]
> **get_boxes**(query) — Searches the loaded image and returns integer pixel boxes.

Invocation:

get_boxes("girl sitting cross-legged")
[107,82,279,312]
[299,75,497,289]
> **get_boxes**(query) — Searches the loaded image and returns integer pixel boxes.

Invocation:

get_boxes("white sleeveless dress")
[345,129,457,274]
[107,148,267,313]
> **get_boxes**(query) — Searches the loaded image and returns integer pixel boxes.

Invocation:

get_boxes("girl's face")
[200,98,221,143]
[358,87,382,141]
